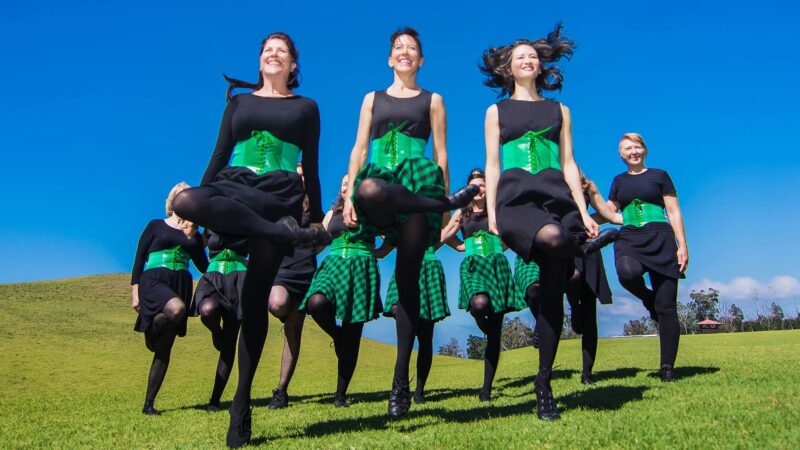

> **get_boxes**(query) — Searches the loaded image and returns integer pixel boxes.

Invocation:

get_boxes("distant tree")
[501,317,536,350]
[677,301,698,334]
[624,316,659,336]
[769,303,785,330]
[690,288,720,321]
[643,317,658,334]
[728,304,745,332]
[466,335,487,360]
[438,338,464,358]
[561,314,579,340]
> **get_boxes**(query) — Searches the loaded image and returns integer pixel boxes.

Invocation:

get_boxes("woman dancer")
[190,229,247,412]
[131,182,208,415]
[442,168,527,402]
[480,23,616,420]
[300,175,383,408]
[266,164,318,409]
[342,27,477,418]
[607,133,688,382]
[170,33,329,447]
[381,242,449,404]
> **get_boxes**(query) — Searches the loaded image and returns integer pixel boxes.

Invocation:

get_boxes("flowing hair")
[478,22,576,97]
[224,32,301,100]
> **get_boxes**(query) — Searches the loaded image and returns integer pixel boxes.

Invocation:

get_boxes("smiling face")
[469,177,486,204]
[510,44,540,84]
[619,138,648,167]
[260,38,296,80]
[388,34,423,73]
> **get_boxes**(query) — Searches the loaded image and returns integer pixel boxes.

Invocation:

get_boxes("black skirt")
[208,166,304,225]
[614,225,680,280]
[134,268,193,336]
[496,168,584,264]
[274,247,318,301]
[575,251,612,305]
[190,270,246,320]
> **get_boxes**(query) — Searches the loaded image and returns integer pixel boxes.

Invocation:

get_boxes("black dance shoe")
[413,391,426,404]
[580,373,595,385]
[142,400,161,416]
[226,406,252,448]
[278,216,333,249]
[445,184,481,210]
[268,388,289,410]
[582,228,620,256]
[659,364,677,382]
[478,390,492,402]
[334,391,350,408]
[206,400,222,412]
[534,372,561,421]
[388,378,411,418]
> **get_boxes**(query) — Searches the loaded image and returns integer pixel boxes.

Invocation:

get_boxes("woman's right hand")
[343,197,359,228]
[489,218,500,236]
[131,285,140,312]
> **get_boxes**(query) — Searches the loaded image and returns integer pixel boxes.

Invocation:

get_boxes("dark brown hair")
[224,32,301,100]
[479,22,575,97]
[331,175,349,216]
[390,27,423,57]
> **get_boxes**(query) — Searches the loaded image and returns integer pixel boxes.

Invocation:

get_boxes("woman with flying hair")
[607,132,688,382]
[170,33,329,447]
[342,26,478,418]
[479,23,617,420]
[131,182,208,416]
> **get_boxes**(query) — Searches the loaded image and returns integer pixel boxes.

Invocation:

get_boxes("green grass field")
[1,274,798,449]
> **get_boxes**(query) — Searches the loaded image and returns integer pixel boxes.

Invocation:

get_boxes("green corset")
[329,233,374,258]
[465,231,503,257]
[144,246,190,271]
[369,121,426,170]
[423,246,438,262]
[207,249,247,275]
[622,199,668,227]
[502,127,561,174]
[231,130,300,175]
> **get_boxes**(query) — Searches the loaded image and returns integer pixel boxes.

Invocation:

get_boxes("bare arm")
[441,209,465,251]
[587,181,622,225]
[343,93,375,227]
[484,105,501,235]
[664,194,689,273]
[430,93,451,194]
[559,104,598,238]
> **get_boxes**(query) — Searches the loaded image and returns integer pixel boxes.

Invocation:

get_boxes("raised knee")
[268,297,293,319]
[470,295,491,314]
[165,300,186,320]
[536,225,573,258]
[198,299,217,318]
[306,294,329,315]
[171,189,193,217]
[355,179,385,205]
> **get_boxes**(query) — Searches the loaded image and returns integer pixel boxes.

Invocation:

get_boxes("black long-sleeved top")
[131,219,209,285]
[201,93,324,222]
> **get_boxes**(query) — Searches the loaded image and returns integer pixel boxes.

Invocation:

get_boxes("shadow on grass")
[593,367,641,381]
[645,365,720,380]
[496,369,578,390]
[559,385,648,411]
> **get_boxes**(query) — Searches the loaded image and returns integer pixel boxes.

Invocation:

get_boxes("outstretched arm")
[343,93,375,227]
[559,104,598,238]
[484,105,501,236]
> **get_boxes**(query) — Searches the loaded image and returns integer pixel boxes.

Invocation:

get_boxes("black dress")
[609,168,681,279]
[495,99,584,264]
[575,193,612,304]
[199,94,324,233]
[190,230,248,320]
[132,219,208,336]
[273,209,319,301]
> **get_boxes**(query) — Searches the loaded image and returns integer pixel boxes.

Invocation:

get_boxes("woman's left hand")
[582,214,599,238]
[677,246,689,273]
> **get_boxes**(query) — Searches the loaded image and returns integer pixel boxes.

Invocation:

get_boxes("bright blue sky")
[2,1,798,347]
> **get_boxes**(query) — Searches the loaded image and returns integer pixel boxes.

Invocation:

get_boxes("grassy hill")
[1,274,798,448]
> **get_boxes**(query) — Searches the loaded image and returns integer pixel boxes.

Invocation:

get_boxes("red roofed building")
[698,319,721,334]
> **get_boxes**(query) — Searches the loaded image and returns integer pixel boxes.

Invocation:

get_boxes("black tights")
[616,256,679,366]
[390,305,435,396]
[197,298,240,404]
[144,298,185,403]
[306,294,364,395]
[172,187,295,244]
[565,269,598,376]
[469,295,504,394]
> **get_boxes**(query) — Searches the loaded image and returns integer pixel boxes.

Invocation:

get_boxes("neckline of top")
[249,93,300,100]
[383,89,424,99]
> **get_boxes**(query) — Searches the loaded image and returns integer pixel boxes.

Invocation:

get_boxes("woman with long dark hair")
[442,168,526,401]
[300,174,383,408]
[342,27,477,418]
[480,23,616,420]
[607,132,688,381]
[131,182,208,415]
[171,33,329,447]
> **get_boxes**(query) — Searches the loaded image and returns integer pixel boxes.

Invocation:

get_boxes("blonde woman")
[131,182,209,415]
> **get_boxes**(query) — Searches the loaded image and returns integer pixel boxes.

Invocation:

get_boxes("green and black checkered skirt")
[513,257,541,299]
[299,254,382,324]
[351,157,445,247]
[383,259,450,322]
[458,254,526,313]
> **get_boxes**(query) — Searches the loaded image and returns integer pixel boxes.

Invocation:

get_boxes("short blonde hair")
[619,132,648,151]
[165,182,190,217]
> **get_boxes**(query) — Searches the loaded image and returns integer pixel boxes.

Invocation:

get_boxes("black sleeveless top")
[370,90,433,141]
[326,213,349,239]
[460,210,490,239]
[496,99,562,145]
